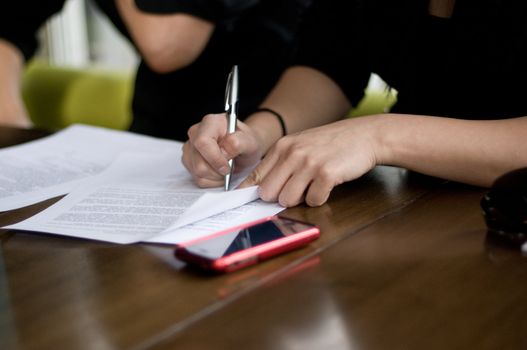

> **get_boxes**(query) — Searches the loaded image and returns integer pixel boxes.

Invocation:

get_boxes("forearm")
[116,0,213,73]
[376,114,527,186]
[245,66,351,153]
[0,39,30,127]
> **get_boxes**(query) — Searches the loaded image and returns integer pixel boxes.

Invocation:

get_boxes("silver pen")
[224,65,239,191]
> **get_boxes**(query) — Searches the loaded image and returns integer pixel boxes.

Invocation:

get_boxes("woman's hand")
[182,113,266,188]
[239,116,382,207]
[238,112,527,208]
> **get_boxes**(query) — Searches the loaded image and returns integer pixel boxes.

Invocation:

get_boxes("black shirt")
[295,0,527,120]
[0,0,311,140]
[132,0,312,140]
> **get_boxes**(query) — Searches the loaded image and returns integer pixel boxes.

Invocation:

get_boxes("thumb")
[237,168,264,189]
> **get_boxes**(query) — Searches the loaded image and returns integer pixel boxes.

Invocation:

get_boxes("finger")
[255,138,311,203]
[219,120,261,159]
[181,141,192,173]
[186,122,200,139]
[277,170,315,207]
[219,131,243,160]
[183,140,224,183]
[240,143,306,205]
[257,157,297,203]
[238,145,282,189]
[304,167,335,207]
[191,149,225,181]
[198,113,228,138]
[191,114,231,175]
[193,175,224,188]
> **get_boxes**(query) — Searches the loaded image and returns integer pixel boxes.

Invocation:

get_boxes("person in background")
[182,0,527,207]
[0,0,312,141]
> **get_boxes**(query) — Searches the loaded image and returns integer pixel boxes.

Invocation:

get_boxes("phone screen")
[184,218,314,260]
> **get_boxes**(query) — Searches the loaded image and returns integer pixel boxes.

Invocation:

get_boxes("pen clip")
[224,71,233,112]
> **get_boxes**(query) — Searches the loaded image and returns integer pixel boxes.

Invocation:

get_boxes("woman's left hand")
[239,116,382,207]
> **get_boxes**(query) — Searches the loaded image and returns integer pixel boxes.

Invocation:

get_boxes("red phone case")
[175,216,320,273]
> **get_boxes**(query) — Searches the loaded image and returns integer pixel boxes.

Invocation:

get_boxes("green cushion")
[22,61,133,130]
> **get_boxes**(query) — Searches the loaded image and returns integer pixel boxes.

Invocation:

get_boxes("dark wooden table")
[0,127,526,350]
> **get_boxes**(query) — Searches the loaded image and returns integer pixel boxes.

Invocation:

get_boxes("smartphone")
[175,216,320,273]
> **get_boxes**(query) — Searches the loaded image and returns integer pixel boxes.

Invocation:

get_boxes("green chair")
[22,62,394,132]
[22,61,133,131]
[350,88,397,118]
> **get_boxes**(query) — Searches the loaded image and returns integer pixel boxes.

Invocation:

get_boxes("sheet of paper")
[0,124,179,211]
[6,152,284,244]
[147,199,284,244]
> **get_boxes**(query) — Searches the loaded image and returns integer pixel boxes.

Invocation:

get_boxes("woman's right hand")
[182,113,265,188]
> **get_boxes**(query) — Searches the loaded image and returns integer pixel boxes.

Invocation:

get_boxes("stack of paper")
[0,125,283,244]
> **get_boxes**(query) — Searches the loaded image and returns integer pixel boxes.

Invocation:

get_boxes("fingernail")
[219,166,230,175]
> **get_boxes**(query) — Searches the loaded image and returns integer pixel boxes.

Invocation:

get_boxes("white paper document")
[6,152,284,244]
[0,124,179,211]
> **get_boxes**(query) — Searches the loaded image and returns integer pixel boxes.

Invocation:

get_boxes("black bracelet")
[254,108,287,136]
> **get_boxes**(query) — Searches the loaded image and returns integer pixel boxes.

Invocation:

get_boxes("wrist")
[364,113,397,167]
[253,108,287,136]
[373,113,419,168]
[245,109,286,154]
